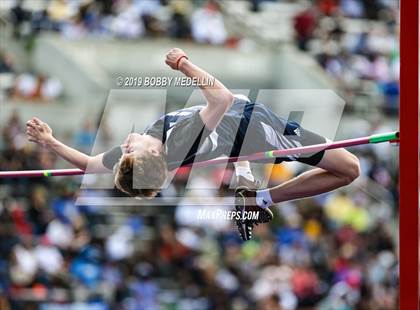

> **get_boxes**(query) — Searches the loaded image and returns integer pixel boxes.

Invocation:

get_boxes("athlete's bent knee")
[342,155,360,185]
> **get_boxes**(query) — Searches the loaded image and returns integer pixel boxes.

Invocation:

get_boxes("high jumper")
[22,48,397,240]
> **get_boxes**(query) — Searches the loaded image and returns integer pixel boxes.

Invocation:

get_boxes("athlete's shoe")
[234,186,274,241]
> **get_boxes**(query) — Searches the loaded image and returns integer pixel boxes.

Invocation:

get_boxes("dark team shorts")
[240,100,327,167]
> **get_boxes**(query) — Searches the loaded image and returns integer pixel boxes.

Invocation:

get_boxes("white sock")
[235,166,254,182]
[256,189,273,209]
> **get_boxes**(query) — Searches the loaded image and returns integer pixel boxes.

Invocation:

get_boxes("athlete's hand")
[26,117,54,146]
[165,48,188,70]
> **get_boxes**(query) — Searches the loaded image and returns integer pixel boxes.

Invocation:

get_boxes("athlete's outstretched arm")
[26,117,109,172]
[165,48,234,130]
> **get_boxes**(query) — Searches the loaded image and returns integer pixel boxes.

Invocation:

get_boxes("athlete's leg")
[265,148,360,205]
[233,161,274,240]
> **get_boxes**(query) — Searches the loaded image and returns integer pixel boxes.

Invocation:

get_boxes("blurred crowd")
[8,0,227,45]
[0,0,400,309]
[0,108,398,309]
[0,50,63,102]
[4,0,400,113]
[293,0,399,114]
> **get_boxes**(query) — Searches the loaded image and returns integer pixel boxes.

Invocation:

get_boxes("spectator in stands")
[191,0,227,45]
[10,0,31,38]
[168,2,192,39]
[0,51,15,73]
[46,218,74,250]
[317,0,339,16]
[109,1,145,39]
[106,222,137,261]
[74,120,96,153]
[47,0,73,23]
[40,77,63,101]
[129,262,159,309]
[10,234,38,287]
[27,186,50,235]
[294,3,318,51]
[2,110,23,148]
[34,235,64,276]
[70,245,103,289]
[14,73,38,99]
[340,0,364,18]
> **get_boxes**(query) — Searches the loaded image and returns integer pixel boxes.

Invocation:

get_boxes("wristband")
[176,55,188,69]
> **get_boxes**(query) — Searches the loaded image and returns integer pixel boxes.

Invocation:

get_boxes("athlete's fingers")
[32,117,43,125]
[26,122,35,129]
[27,122,43,133]
[26,125,36,133]
[26,122,38,130]
[30,118,44,130]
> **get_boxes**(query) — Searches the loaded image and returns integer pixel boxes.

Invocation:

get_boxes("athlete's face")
[124,133,161,157]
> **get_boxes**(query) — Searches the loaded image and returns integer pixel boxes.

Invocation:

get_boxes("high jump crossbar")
[0,131,399,178]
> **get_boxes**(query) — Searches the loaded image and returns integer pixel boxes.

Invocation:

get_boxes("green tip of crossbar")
[369,131,399,144]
